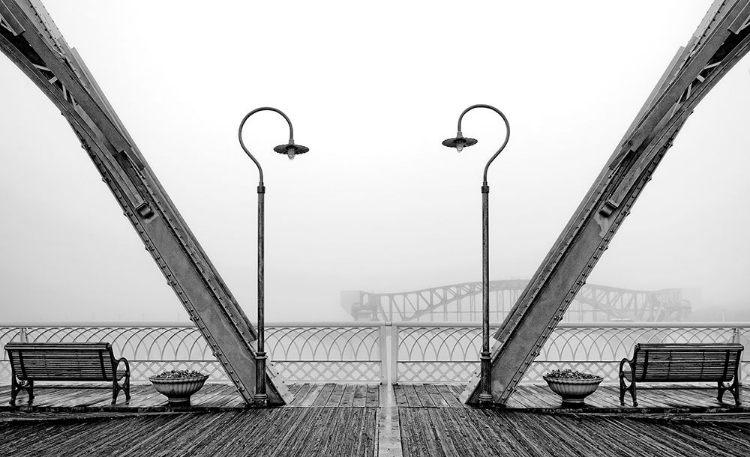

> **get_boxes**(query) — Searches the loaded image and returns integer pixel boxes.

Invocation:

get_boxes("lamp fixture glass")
[273,143,310,161]
[442,135,478,152]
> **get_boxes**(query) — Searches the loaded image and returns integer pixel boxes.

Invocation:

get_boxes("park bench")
[619,343,743,407]
[5,342,130,406]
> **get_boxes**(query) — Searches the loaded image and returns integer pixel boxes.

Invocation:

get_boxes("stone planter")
[543,375,603,404]
[149,374,208,405]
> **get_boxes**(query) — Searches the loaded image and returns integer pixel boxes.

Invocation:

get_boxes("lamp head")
[442,134,477,153]
[273,143,309,160]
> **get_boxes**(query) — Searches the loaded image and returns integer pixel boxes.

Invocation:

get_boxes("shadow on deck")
[1,383,746,414]
[0,383,748,456]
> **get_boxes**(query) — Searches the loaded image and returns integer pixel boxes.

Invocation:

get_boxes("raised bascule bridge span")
[1,0,748,410]
[342,281,692,323]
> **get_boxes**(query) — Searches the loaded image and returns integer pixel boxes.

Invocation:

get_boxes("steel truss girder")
[347,281,688,323]
[462,0,750,405]
[0,0,291,405]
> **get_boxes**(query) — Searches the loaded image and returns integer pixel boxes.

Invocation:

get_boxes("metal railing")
[0,323,747,385]
[0,323,384,384]
[392,323,749,384]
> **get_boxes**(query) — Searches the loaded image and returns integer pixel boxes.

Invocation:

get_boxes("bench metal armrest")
[116,357,130,377]
[619,357,633,377]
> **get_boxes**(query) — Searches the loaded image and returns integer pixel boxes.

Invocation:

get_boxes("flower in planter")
[149,369,209,404]
[151,369,207,380]
[544,369,600,380]
[543,369,603,404]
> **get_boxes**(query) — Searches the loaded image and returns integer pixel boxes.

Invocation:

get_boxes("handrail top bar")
[388,322,750,329]
[1,322,749,329]
[0,321,390,328]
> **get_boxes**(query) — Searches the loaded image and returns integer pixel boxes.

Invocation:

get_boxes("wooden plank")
[311,383,335,407]
[206,386,245,408]
[506,386,538,408]
[339,384,356,407]
[435,384,464,408]
[273,408,333,456]
[365,384,379,408]
[399,408,440,457]
[449,384,470,407]
[393,385,410,407]
[287,383,312,407]
[189,384,229,407]
[413,384,436,407]
[351,384,367,408]
[121,385,168,408]
[316,407,356,456]
[325,384,346,407]
[403,384,422,408]
[484,409,545,457]
[426,408,461,455]
[286,383,302,396]
[435,408,486,454]
[356,408,378,456]
[425,384,449,407]
[297,383,324,408]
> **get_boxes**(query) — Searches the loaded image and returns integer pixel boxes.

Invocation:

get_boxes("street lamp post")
[442,104,510,404]
[238,107,309,406]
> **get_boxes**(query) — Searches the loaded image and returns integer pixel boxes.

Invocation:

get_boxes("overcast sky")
[1,1,748,323]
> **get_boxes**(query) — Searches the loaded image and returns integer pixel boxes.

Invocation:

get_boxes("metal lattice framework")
[0,324,384,384]
[343,281,690,323]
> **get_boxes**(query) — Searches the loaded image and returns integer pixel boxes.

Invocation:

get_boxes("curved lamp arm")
[238,107,303,186]
[445,104,511,185]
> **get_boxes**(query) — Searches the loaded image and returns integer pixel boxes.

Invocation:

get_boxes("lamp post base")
[254,351,267,407]
[252,393,268,407]
[479,351,493,405]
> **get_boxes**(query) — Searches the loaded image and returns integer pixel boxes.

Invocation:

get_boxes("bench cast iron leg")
[718,375,742,406]
[111,380,119,405]
[124,373,131,402]
[112,373,131,404]
[619,372,637,406]
[10,373,33,407]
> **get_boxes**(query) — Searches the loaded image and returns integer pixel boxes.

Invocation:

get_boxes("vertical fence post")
[19,327,27,342]
[391,323,399,385]
[379,323,388,385]
[733,327,743,385]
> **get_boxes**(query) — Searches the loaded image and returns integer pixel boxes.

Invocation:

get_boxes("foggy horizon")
[1,1,749,324]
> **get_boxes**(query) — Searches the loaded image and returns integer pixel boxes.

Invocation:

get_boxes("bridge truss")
[0,0,291,405]
[462,0,750,405]
[343,281,691,323]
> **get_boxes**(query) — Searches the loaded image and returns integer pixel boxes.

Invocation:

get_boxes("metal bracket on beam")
[135,202,154,219]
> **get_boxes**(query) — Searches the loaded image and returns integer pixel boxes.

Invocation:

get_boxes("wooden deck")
[0,383,749,456]
[0,383,381,411]
[398,409,750,457]
[395,384,750,414]
[2,382,746,413]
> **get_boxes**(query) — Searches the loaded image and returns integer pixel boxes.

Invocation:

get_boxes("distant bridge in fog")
[342,280,692,323]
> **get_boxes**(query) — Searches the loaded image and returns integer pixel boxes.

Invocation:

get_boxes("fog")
[1,1,748,324]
